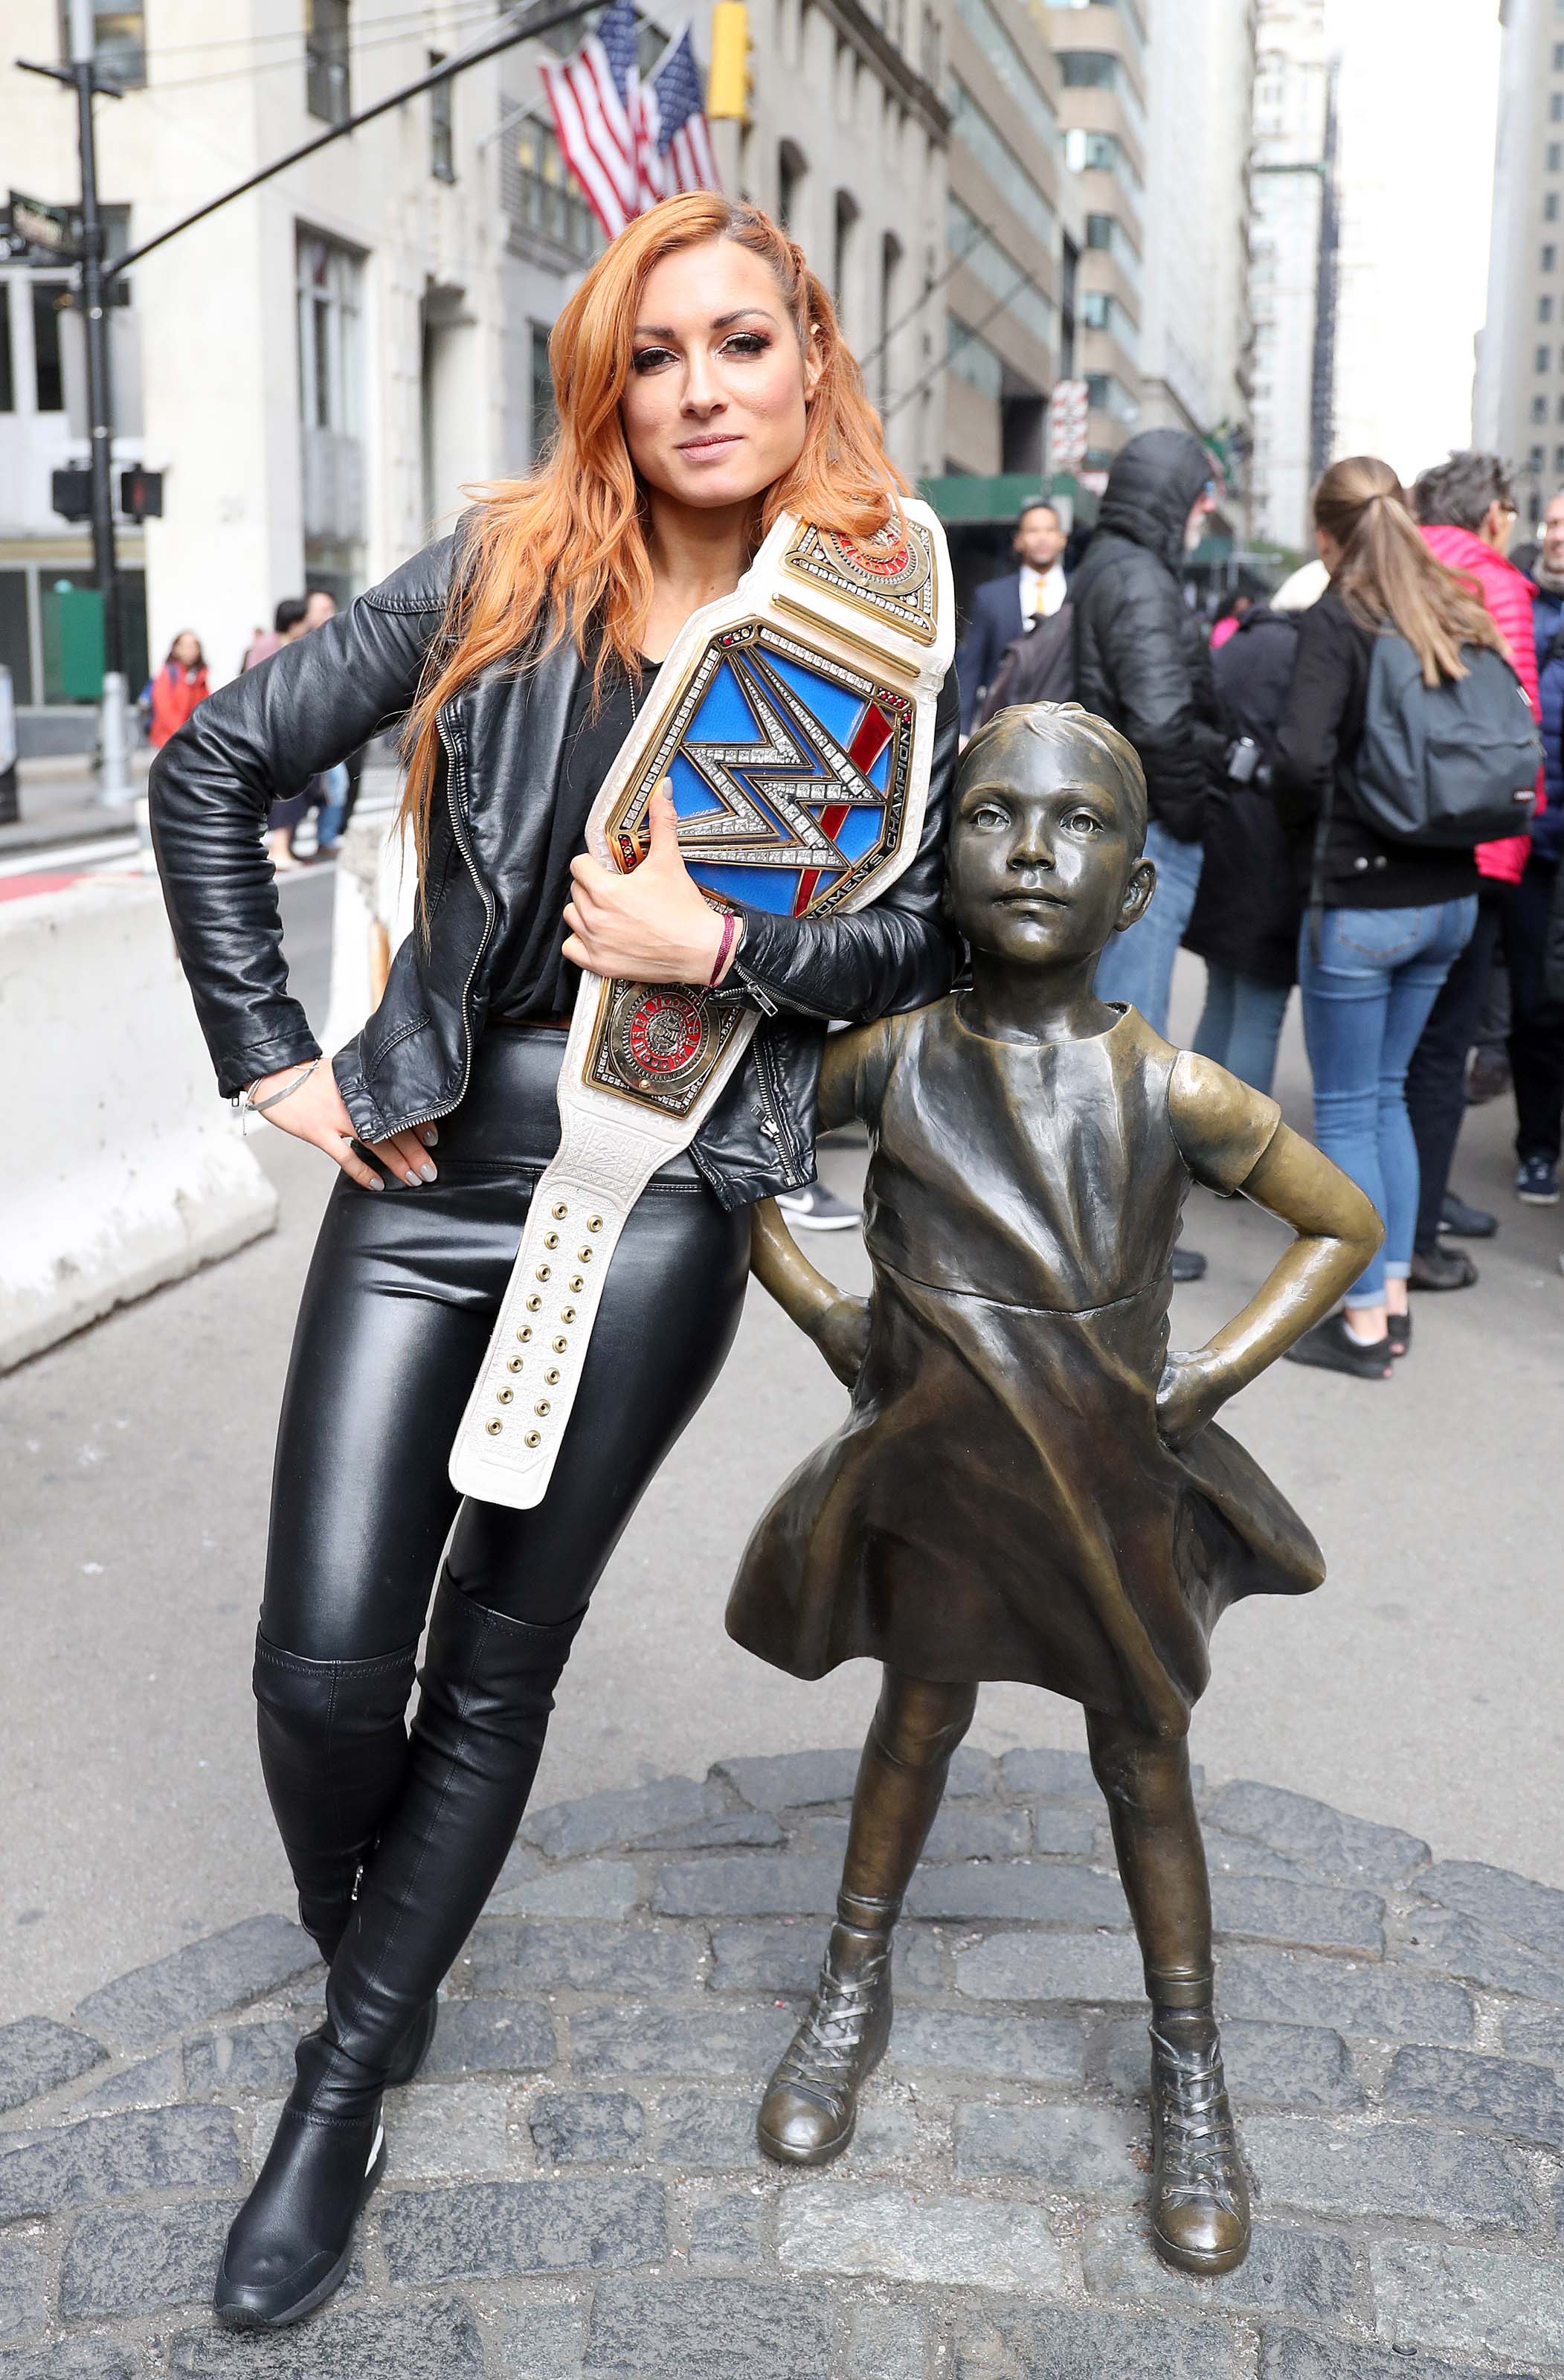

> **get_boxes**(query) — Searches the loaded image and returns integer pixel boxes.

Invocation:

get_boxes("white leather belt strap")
[449,498,953,1511]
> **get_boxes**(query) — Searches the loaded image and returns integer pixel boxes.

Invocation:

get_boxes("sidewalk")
[0,753,149,860]
[2,1746,1563,2376]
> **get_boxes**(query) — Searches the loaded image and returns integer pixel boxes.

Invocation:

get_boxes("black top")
[1271,590,1478,910]
[1183,605,1304,987]
[490,645,658,1022]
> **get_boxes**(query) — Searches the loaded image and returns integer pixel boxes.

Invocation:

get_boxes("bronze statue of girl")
[733,701,1382,2276]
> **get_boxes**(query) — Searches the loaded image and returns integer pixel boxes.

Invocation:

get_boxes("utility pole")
[68,0,131,805]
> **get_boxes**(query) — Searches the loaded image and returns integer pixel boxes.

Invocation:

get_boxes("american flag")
[650,25,719,197]
[538,4,718,242]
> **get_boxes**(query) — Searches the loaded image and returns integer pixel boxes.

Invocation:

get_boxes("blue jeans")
[1092,819,1204,1034]
[1191,964,1291,1098]
[314,761,351,848]
[1298,898,1478,1307]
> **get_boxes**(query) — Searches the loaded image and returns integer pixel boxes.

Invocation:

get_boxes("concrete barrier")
[0,875,278,1371]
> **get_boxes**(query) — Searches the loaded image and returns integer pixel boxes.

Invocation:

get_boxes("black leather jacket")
[149,535,960,1210]
[1069,427,1228,844]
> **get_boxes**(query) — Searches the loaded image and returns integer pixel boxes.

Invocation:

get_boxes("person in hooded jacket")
[1401,452,1549,1281]
[1183,579,1317,1096]
[1072,429,1223,1280]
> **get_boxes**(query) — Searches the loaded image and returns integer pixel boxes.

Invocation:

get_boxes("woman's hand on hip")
[563,782,733,985]
[245,1063,439,1191]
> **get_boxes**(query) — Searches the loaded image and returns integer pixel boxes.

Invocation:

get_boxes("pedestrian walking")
[243,598,306,677]
[1274,456,1536,1379]
[146,633,210,750]
[149,192,959,2332]
[955,498,1069,734]
[1071,426,1223,1280]
[1401,452,1545,1279]
[1184,576,1319,1096]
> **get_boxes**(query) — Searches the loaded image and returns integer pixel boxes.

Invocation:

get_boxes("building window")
[296,231,361,434]
[947,80,1057,236]
[953,0,1059,153]
[1557,391,1564,419]
[1555,42,1564,65]
[0,291,12,414]
[306,0,351,127]
[1531,444,1547,475]
[1546,245,1558,271]
[947,195,1058,352]
[31,282,66,414]
[1551,142,1564,170]
[1535,394,1550,422]
[505,115,598,263]
[1549,194,1560,221]
[877,232,901,417]
[778,140,806,234]
[1081,287,1139,358]
[947,314,1004,399]
[1058,51,1144,126]
[1086,370,1139,425]
[57,2,144,89]
[1063,126,1143,193]
[1552,90,1563,121]
[428,54,455,181]
[1085,211,1140,282]
[1538,345,1553,373]
[833,191,859,321]
[1542,296,1556,322]
[1555,443,1564,469]
[530,322,556,460]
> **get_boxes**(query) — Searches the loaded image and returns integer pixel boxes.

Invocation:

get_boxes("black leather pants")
[254,1024,750,1970]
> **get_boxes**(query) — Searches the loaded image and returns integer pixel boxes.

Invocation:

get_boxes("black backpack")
[1350,632,1539,847]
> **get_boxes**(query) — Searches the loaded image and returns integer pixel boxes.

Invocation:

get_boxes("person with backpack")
[1272,456,1539,1380]
[1182,573,1320,1096]
[1399,454,1546,1281]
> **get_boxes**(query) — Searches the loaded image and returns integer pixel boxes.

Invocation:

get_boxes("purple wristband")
[708,910,739,987]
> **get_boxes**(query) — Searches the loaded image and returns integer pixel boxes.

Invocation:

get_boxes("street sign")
[1046,379,1090,475]
[3,190,83,260]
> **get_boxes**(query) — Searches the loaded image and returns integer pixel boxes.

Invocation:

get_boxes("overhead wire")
[135,0,509,94]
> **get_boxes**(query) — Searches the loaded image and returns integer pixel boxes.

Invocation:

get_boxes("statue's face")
[948,730,1154,968]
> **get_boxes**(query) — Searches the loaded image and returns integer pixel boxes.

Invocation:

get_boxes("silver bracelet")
[245,1056,321,1115]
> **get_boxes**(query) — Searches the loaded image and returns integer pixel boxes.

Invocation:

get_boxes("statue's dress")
[727,1001,1324,1737]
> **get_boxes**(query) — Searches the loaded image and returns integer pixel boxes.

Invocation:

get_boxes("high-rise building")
[1137,0,1257,529]
[1042,0,1148,473]
[1248,0,1337,552]
[1475,0,1564,524]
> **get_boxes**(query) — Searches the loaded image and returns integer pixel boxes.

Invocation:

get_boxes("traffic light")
[707,2,749,120]
[51,467,92,523]
[119,467,163,521]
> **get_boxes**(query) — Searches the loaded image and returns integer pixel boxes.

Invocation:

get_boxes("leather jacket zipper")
[756,1033,805,1186]
[379,702,495,1139]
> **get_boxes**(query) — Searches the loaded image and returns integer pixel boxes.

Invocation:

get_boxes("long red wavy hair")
[399,191,907,865]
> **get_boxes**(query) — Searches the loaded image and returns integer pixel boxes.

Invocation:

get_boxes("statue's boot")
[1148,1980,1251,2276]
[251,1631,437,2088]
[757,1891,895,2165]
[217,1577,584,2327]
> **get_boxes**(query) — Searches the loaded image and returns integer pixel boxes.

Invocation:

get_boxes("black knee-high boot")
[252,1631,419,1962]
[216,1575,584,2329]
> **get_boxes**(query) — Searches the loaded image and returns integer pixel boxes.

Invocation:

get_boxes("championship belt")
[448,498,953,1510]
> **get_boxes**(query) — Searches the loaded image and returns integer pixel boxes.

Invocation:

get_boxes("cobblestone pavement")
[4,1747,1564,2377]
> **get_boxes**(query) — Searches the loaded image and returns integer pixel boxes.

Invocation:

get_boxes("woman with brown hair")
[149,193,957,2329]
[1274,455,1499,1377]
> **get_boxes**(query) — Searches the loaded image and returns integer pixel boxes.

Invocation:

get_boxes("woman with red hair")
[150,195,958,2327]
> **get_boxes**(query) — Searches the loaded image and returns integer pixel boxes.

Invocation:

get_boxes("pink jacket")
[1420,522,1539,886]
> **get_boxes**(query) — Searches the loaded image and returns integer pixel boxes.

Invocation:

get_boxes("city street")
[3,916,1560,2029]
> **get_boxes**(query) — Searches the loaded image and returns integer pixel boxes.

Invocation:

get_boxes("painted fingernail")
[420,1162,437,1183]
[422,1128,439,1146]
[367,1176,384,1191]
[406,1170,420,1186]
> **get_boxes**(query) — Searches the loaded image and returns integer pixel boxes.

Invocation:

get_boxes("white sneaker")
[774,1181,860,1232]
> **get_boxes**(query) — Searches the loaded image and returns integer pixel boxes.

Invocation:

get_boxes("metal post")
[68,0,131,805]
